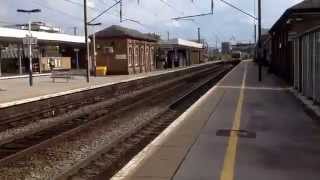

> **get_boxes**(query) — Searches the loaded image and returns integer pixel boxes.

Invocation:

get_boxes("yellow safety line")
[219,62,247,180]
[216,86,289,91]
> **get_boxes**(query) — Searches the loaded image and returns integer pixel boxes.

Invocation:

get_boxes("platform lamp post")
[0,47,2,77]
[83,0,90,83]
[257,0,262,82]
[17,8,41,86]
[88,22,102,77]
[74,48,80,70]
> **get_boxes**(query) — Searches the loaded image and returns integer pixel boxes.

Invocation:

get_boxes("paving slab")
[111,60,320,180]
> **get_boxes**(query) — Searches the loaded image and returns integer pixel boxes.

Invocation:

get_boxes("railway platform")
[111,60,320,180]
[0,61,220,108]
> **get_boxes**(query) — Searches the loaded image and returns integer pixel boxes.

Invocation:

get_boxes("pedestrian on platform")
[49,58,55,72]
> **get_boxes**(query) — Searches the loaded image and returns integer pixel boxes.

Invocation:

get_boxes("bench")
[51,70,73,83]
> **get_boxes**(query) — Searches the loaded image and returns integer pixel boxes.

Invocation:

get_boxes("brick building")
[94,25,157,75]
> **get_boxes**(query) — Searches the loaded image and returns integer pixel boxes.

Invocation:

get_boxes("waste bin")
[96,66,107,76]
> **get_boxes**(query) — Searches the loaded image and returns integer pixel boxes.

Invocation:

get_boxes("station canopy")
[0,27,86,44]
[159,38,203,49]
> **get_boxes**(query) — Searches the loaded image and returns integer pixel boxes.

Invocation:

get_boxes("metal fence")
[294,27,320,103]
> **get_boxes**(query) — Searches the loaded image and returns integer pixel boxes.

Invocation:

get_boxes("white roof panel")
[159,38,203,49]
[0,27,85,44]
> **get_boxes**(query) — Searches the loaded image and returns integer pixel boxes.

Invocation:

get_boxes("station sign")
[115,54,127,60]
[23,37,38,45]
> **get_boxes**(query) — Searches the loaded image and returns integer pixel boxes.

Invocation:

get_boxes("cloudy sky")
[0,0,303,46]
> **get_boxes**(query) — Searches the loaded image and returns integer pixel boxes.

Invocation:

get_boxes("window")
[128,47,133,67]
[150,47,154,65]
[134,47,139,66]
[104,46,114,54]
[145,47,149,65]
[140,47,144,65]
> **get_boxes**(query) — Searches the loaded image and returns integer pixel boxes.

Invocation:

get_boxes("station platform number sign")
[23,36,38,45]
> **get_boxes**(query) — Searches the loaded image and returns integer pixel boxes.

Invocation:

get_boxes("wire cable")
[89,0,121,23]
[219,0,257,20]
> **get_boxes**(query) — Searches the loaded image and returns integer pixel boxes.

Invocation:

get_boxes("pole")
[76,50,79,69]
[0,51,2,77]
[198,27,201,63]
[74,27,77,35]
[197,28,201,43]
[253,0,257,44]
[258,0,262,82]
[93,32,97,76]
[254,24,257,44]
[167,31,170,40]
[84,0,90,82]
[28,20,33,86]
[120,0,123,22]
[19,45,22,75]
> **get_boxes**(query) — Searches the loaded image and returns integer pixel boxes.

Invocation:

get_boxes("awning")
[0,27,86,44]
[159,38,203,49]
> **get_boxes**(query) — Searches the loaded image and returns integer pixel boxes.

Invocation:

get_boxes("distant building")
[231,43,255,57]
[94,25,157,75]
[208,47,219,55]
[221,42,231,54]
[158,38,203,69]
[190,39,209,63]
[15,22,62,33]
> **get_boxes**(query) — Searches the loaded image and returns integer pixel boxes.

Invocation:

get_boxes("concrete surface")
[111,60,320,180]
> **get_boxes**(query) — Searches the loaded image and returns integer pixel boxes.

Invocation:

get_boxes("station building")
[268,0,320,102]
[221,42,231,54]
[0,26,86,76]
[157,38,203,69]
[94,25,157,75]
[232,43,255,58]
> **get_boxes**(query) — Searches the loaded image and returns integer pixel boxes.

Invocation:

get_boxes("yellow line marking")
[216,86,289,91]
[219,62,247,180]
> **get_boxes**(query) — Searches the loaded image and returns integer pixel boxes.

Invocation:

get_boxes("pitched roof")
[270,0,320,32]
[94,25,157,42]
[290,0,320,11]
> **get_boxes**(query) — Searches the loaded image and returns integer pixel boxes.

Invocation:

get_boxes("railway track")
[0,64,223,133]
[61,66,231,180]
[0,65,224,162]
[0,82,183,164]
[0,63,236,179]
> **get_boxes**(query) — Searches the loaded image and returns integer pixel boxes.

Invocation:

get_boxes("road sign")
[23,37,37,45]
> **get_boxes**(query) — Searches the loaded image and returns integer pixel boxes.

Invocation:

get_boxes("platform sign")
[23,37,37,45]
[115,54,127,60]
